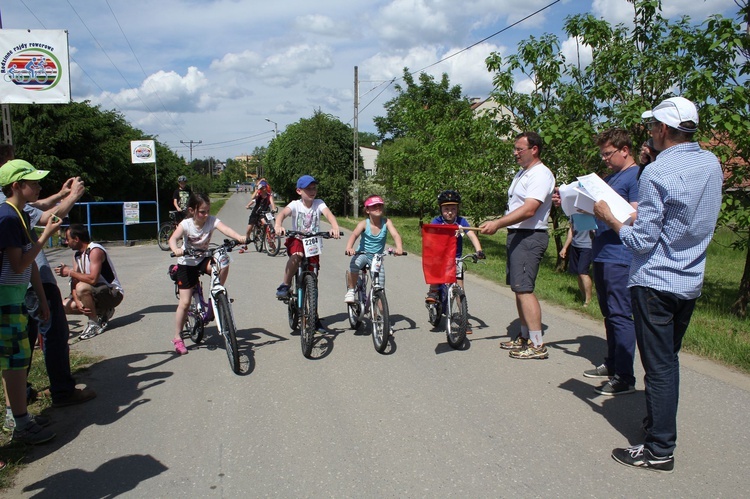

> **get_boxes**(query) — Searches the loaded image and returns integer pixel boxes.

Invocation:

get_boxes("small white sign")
[123,202,140,225]
[131,140,156,164]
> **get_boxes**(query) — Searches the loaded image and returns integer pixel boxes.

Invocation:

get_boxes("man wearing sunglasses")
[594,97,723,473]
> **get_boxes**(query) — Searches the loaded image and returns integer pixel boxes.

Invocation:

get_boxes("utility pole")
[265,118,278,138]
[180,139,202,163]
[353,66,359,218]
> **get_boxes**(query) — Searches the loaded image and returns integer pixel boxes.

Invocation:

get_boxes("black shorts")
[175,258,211,289]
[248,213,263,226]
[506,230,549,293]
[568,246,592,275]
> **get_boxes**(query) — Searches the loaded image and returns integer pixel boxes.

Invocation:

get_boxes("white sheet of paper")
[574,188,596,214]
[577,173,636,224]
[558,182,580,216]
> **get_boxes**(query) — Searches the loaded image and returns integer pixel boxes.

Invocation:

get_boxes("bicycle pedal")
[229,298,234,303]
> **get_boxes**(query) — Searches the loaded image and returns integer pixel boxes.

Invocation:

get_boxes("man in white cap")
[594,97,723,472]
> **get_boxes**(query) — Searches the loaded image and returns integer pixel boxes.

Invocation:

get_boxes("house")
[360,145,378,177]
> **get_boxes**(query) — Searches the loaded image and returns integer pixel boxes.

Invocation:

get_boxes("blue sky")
[0,0,741,160]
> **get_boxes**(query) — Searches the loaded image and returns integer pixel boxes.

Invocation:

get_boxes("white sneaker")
[344,289,356,303]
[79,321,102,340]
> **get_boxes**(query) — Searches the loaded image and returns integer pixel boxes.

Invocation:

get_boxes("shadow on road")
[22,454,168,499]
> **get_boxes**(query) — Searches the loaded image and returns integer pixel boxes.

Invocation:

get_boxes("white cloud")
[374,0,452,46]
[560,36,593,69]
[257,44,334,87]
[591,0,739,26]
[97,67,211,113]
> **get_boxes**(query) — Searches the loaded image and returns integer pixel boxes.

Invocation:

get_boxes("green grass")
[339,216,749,373]
[0,350,99,488]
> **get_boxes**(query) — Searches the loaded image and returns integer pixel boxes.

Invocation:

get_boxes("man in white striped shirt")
[594,96,723,473]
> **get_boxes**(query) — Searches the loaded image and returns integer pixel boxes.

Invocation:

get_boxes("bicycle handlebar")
[459,252,485,264]
[170,239,239,258]
[348,249,408,256]
[284,230,344,239]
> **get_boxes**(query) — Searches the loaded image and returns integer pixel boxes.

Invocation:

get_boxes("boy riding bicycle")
[274,175,341,302]
[425,190,484,330]
[344,195,404,303]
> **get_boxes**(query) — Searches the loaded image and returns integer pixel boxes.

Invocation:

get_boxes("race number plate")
[264,212,274,222]
[216,249,231,270]
[372,254,383,273]
[303,236,322,257]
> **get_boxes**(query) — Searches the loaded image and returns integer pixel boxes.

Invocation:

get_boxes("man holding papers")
[595,97,723,473]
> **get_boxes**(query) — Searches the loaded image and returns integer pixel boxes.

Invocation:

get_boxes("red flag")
[421,224,458,284]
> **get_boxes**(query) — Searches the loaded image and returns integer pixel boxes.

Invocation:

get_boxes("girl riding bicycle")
[168,192,247,355]
[344,195,403,303]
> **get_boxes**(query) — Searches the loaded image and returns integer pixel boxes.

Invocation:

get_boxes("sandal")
[172,339,188,355]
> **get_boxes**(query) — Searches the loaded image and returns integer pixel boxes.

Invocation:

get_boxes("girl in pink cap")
[344,195,403,303]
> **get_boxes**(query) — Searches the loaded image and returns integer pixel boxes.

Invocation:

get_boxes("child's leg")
[174,288,192,342]
[3,370,28,419]
[283,254,302,286]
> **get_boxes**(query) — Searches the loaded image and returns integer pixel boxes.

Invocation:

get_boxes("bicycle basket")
[421,224,458,285]
[168,264,179,282]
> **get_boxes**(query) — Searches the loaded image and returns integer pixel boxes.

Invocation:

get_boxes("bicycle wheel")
[266,227,281,257]
[158,223,173,251]
[300,273,317,358]
[446,287,468,349]
[370,289,391,353]
[216,292,240,373]
[186,308,205,344]
[253,226,265,252]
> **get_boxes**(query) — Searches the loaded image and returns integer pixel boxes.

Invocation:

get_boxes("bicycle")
[426,253,481,349]
[251,209,282,257]
[280,230,342,358]
[158,210,185,251]
[170,239,241,373]
[345,249,407,353]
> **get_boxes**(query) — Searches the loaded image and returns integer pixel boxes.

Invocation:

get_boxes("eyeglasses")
[600,148,620,160]
[514,147,529,153]
[645,120,661,130]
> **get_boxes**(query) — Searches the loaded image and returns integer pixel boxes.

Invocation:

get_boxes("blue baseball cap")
[296,175,317,189]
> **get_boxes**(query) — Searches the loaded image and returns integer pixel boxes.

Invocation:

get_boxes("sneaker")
[12,420,56,445]
[78,321,102,340]
[499,336,528,350]
[3,413,50,433]
[276,284,291,299]
[595,375,635,396]
[97,308,115,331]
[344,289,356,304]
[611,444,674,473]
[425,291,439,304]
[51,388,97,408]
[509,344,549,360]
[172,338,188,355]
[583,363,613,378]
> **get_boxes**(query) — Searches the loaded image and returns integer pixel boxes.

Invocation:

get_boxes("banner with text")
[0,29,71,104]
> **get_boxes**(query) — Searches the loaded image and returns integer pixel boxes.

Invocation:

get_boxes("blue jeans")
[593,262,636,386]
[631,286,696,456]
[26,283,77,400]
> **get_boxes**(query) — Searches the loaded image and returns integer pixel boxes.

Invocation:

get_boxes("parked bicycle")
[170,239,241,373]
[159,210,185,251]
[426,252,481,349]
[281,230,342,358]
[345,249,407,353]
[251,209,282,256]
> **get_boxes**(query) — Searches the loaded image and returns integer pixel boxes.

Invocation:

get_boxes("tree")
[485,0,750,305]
[264,110,356,214]
[7,101,185,217]
[374,70,510,222]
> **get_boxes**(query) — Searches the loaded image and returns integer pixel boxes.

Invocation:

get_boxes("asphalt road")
[4,191,750,498]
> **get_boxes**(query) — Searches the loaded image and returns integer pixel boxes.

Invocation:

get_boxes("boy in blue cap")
[274,175,340,302]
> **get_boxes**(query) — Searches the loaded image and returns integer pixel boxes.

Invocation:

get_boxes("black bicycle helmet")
[437,190,461,206]
[177,175,187,182]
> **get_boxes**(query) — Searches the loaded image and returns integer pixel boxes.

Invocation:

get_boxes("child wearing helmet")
[243,179,276,249]
[344,195,404,303]
[172,175,191,223]
[426,191,485,330]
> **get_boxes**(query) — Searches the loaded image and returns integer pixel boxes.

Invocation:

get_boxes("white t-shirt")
[286,199,328,233]
[178,216,220,266]
[506,162,555,230]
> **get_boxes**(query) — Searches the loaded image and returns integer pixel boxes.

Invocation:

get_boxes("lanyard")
[3,201,34,243]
